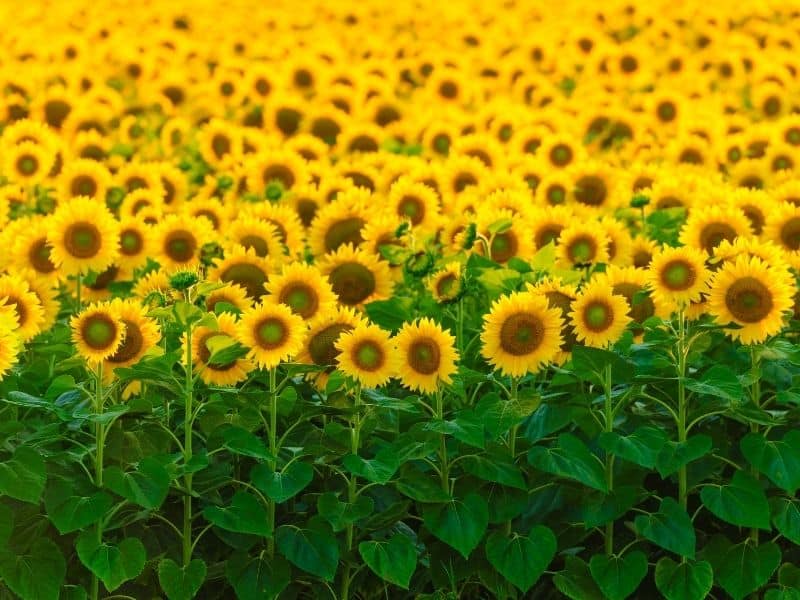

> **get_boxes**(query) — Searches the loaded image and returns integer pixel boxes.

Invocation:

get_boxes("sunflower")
[198,119,243,168]
[153,214,214,272]
[679,204,753,255]
[4,141,54,186]
[630,236,658,269]
[598,265,664,334]
[557,224,609,268]
[57,159,111,202]
[475,207,533,265]
[763,202,800,258]
[208,245,272,300]
[116,217,154,272]
[116,162,164,196]
[236,301,306,369]
[528,277,579,364]
[539,133,585,170]
[529,205,574,251]
[103,298,161,375]
[570,281,632,348]
[567,162,621,210]
[439,154,489,201]
[707,255,794,344]
[132,270,173,306]
[0,311,20,381]
[11,217,60,283]
[427,262,464,304]
[296,305,366,374]
[264,262,337,323]
[223,215,283,260]
[242,201,306,258]
[204,283,252,315]
[388,177,441,231]
[713,237,790,273]
[394,318,458,394]
[119,189,164,220]
[0,274,46,342]
[10,268,60,333]
[335,323,398,388]
[156,163,188,207]
[647,246,710,310]
[190,312,255,386]
[245,148,309,196]
[480,291,563,377]
[307,193,369,256]
[70,302,125,363]
[47,196,120,276]
[319,244,394,308]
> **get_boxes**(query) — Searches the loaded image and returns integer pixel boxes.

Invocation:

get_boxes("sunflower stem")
[182,312,194,568]
[436,387,449,494]
[749,346,761,546]
[505,378,519,535]
[91,362,105,600]
[603,364,615,556]
[341,384,361,600]
[456,297,465,355]
[267,367,278,558]
[676,308,688,514]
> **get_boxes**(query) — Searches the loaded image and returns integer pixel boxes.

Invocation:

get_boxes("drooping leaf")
[599,426,668,469]
[359,534,417,589]
[655,435,712,477]
[634,497,695,558]
[654,557,713,600]
[317,493,374,532]
[44,480,113,534]
[684,364,743,402]
[462,454,527,489]
[342,450,400,484]
[103,456,170,509]
[485,526,556,593]
[771,497,800,545]
[0,446,46,504]
[423,492,489,559]
[226,552,290,600]
[553,556,604,600]
[215,425,272,460]
[699,470,770,530]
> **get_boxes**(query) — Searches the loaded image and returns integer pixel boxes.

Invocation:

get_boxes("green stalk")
[91,363,105,600]
[436,387,449,494]
[341,385,362,600]
[749,347,761,545]
[267,367,277,558]
[456,297,465,355]
[676,308,688,511]
[182,316,194,567]
[506,378,519,535]
[603,364,615,556]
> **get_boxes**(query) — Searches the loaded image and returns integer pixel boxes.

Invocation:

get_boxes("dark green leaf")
[699,470,770,530]
[423,492,488,558]
[158,558,207,600]
[655,435,712,477]
[589,551,648,600]
[771,497,800,545]
[700,535,780,600]
[462,455,526,489]
[251,462,313,503]
[0,446,46,504]
[485,526,556,593]
[317,493,374,532]
[599,426,668,469]
[359,534,417,589]
[684,364,743,402]
[528,433,607,492]
[741,431,800,494]
[342,450,399,484]
[44,481,113,534]
[226,552,290,600]
[634,497,695,558]
[203,491,271,537]
[553,556,604,600]
[216,425,272,460]
[572,346,634,385]
[103,457,170,509]
[275,524,339,581]
[76,531,146,592]
[654,557,713,600]
[0,538,65,600]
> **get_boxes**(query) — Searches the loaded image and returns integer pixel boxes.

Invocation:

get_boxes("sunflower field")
[4,1,800,599]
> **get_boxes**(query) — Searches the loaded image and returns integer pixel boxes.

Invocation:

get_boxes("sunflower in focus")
[335,323,398,388]
[71,302,125,364]
[236,301,306,369]
[647,246,710,311]
[264,262,337,323]
[103,298,161,376]
[557,224,609,269]
[153,214,214,272]
[394,318,458,394]
[569,280,632,348]
[319,244,394,308]
[190,312,254,386]
[679,203,753,255]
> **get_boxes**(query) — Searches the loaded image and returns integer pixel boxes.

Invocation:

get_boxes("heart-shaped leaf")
[0,538,65,600]
[203,491,271,537]
[103,457,170,509]
[317,492,374,532]
[342,449,399,484]
[215,425,272,460]
[771,497,800,545]
[528,433,607,492]
[423,492,488,559]
[634,497,695,558]
[226,552,290,600]
[599,427,667,469]
[553,555,604,600]
[158,558,207,600]
[76,531,146,592]
[700,535,781,600]
[699,470,770,530]
[359,534,417,589]
[462,454,527,489]
[0,446,46,504]
[251,461,313,503]
[741,431,800,494]
[275,524,339,581]
[485,526,556,593]
[589,551,648,600]
[656,435,712,477]
[655,557,713,600]
[44,480,113,534]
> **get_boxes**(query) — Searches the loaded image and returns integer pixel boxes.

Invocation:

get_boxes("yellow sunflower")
[707,255,794,344]
[394,318,459,394]
[679,204,753,255]
[528,277,579,364]
[3,141,54,186]
[763,202,800,259]
[236,301,306,369]
[103,298,161,376]
[11,216,60,283]
[480,291,563,377]
[296,306,366,371]
[388,176,441,232]
[204,283,253,315]
[569,281,632,348]
[57,159,111,202]
[208,246,272,300]
[242,201,306,258]
[557,224,610,269]
[307,192,369,256]
[70,302,125,364]
[475,206,534,265]
[647,246,711,310]
[190,312,255,386]
[318,244,394,308]
[0,313,20,381]
[116,217,154,272]
[224,216,284,260]
[264,262,337,323]
[427,262,464,304]
[153,214,214,272]
[48,196,120,276]
[335,323,398,388]
[132,270,173,307]
[0,274,46,342]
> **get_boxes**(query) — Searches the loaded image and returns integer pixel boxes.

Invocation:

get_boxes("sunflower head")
[71,302,125,364]
[395,318,459,394]
[335,323,398,388]
[236,301,306,369]
[569,281,632,348]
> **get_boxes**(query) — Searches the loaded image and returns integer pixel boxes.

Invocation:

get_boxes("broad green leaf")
[44,480,113,534]
[780,564,800,588]
[654,557,713,600]
[226,552,290,600]
[599,426,668,469]
[423,492,488,558]
[475,392,540,438]
[741,431,800,494]
[395,467,452,503]
[485,526,556,593]
[699,470,770,530]
[342,450,399,484]
[581,485,641,528]
[216,425,272,460]
[0,504,11,546]
[158,558,207,600]
[553,556,604,600]
[0,538,65,600]
[425,412,485,449]
[275,524,339,581]
[103,457,170,509]
[203,491,271,537]
[765,589,800,600]
[462,454,526,489]
[528,433,607,492]
[359,534,417,589]
[700,535,780,600]
[317,493,374,532]
[589,551,648,600]
[634,497,695,558]
[771,497,800,545]
[251,462,313,503]
[655,435,712,477]
[205,335,247,366]
[365,297,413,332]
[571,345,634,385]
[76,531,146,592]
[684,364,743,402]
[0,446,46,504]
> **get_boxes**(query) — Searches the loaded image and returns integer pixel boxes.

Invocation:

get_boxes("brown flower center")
[499,312,545,356]
[107,319,144,364]
[221,262,267,299]
[279,283,319,319]
[408,337,440,375]
[64,222,102,258]
[328,262,375,306]
[574,176,607,206]
[324,218,365,253]
[780,217,800,250]
[699,222,737,253]
[28,238,56,273]
[725,277,773,323]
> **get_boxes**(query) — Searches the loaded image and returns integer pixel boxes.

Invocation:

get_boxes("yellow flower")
[0,309,21,381]
[395,318,459,394]
[647,246,710,311]
[153,214,214,272]
[71,302,125,364]
[557,224,609,268]
[679,204,753,255]
[0,274,46,342]
[190,312,255,386]
[318,244,394,308]
[204,284,253,316]
[335,323,398,388]
[103,298,161,376]
[208,246,272,301]
[427,262,464,304]
[264,262,337,323]
[570,281,632,348]
[3,141,54,185]
[236,301,306,369]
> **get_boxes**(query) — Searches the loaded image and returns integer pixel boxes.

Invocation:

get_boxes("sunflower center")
[64,222,102,258]
[261,164,295,189]
[657,102,676,122]
[71,175,97,197]
[434,134,450,154]
[309,323,353,366]
[491,231,518,263]
[584,301,613,332]
[408,337,440,375]
[325,217,365,253]
[453,172,477,193]
[6,297,26,327]
[296,199,318,227]
[786,128,800,145]
[499,312,545,356]
[568,236,597,264]
[28,238,56,273]
[354,340,384,371]
[633,250,652,268]
[240,235,271,257]
[17,155,38,175]
[725,276,773,323]
[742,207,765,234]
[81,314,118,349]
[699,222,737,253]
[107,319,144,364]
[613,282,654,324]
[279,283,318,318]
[535,225,563,248]
[221,263,267,299]
[120,229,143,255]
[211,134,231,160]
[439,81,458,99]
[199,332,237,371]
[550,144,572,166]
[780,217,800,250]
[88,266,118,290]
[398,196,425,224]
[763,97,781,116]
[574,176,607,206]
[436,274,458,299]
[547,185,565,205]
[328,262,375,306]
[164,230,197,263]
[545,291,578,350]
[662,259,696,290]
[255,317,288,349]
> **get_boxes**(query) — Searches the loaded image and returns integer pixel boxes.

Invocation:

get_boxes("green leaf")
[485,526,556,593]
[0,446,46,504]
[589,551,648,600]
[395,467,452,503]
[365,297,413,332]
[205,335,247,366]
[251,462,313,503]
[488,217,513,235]
[0,504,12,546]
[317,493,374,532]
[203,491,271,537]
[475,392,540,438]
[684,364,743,402]
[216,425,272,460]
[158,558,207,600]
[103,457,170,509]
[655,435,712,477]
[528,433,607,492]
[599,426,668,469]
[342,450,400,484]
[699,470,770,530]
[0,538,66,600]
[425,412,485,449]
[275,524,339,581]
[423,492,489,558]
[554,556,604,600]
[44,480,113,534]
[76,531,146,592]
[771,497,800,545]
[700,535,780,600]
[741,431,800,494]
[226,552,290,600]
[462,454,526,489]
[654,557,713,600]
[634,497,695,558]
[766,589,800,600]
[581,485,641,528]
[359,534,417,589]
[571,345,634,385]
